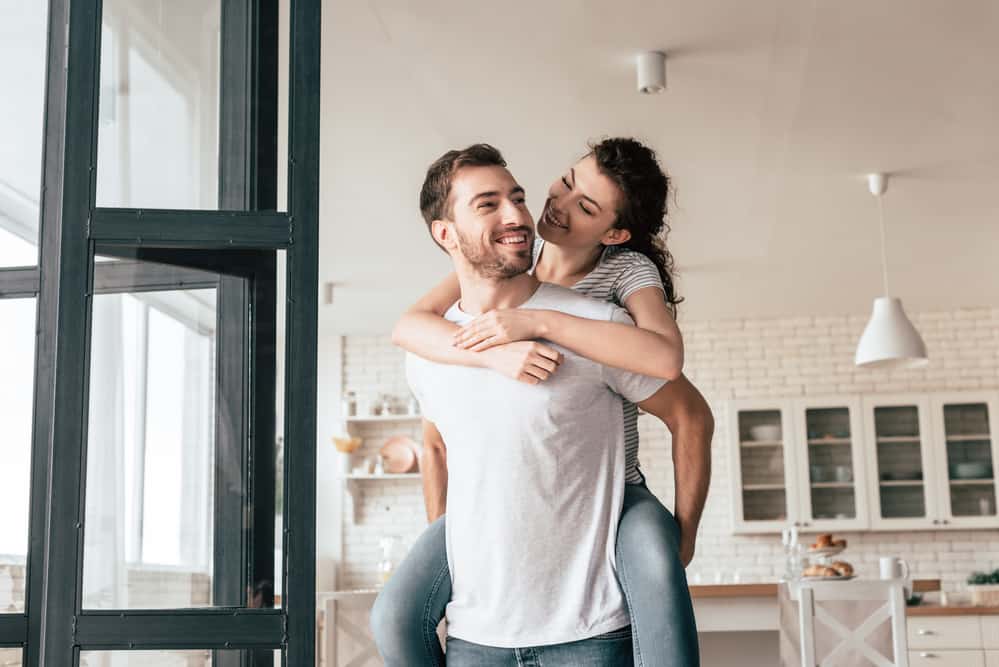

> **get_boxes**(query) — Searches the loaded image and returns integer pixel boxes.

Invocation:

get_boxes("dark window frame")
[0,0,320,664]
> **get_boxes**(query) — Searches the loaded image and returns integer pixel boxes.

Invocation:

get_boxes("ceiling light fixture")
[854,173,928,369]
[636,51,666,94]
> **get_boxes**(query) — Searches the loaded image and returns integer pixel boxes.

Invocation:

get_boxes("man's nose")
[501,201,532,226]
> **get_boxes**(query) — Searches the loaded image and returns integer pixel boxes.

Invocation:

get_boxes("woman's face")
[538,155,630,250]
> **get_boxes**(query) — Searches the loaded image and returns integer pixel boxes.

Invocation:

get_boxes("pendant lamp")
[854,173,928,369]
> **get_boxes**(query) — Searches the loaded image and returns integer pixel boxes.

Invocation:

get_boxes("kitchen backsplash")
[334,307,999,591]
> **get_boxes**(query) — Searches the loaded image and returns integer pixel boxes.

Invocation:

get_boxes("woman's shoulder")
[599,245,658,272]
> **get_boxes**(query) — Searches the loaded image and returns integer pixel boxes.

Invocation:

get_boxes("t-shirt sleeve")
[611,250,666,304]
[530,237,544,274]
[600,306,668,402]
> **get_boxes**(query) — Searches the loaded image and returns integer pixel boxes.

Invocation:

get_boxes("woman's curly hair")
[588,137,683,317]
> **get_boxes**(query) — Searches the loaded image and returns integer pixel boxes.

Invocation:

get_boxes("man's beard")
[456,229,532,280]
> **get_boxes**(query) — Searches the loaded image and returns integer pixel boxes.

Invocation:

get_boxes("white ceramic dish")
[802,574,857,581]
[807,545,846,557]
[749,424,781,441]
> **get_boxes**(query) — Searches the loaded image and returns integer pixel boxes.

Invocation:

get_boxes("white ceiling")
[316,0,999,334]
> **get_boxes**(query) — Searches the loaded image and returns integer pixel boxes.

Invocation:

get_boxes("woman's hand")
[480,341,563,385]
[453,309,548,351]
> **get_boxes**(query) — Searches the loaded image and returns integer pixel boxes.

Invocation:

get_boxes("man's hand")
[453,309,547,351]
[480,341,563,385]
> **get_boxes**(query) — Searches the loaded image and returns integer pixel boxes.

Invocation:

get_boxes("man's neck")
[455,270,541,315]
[534,241,603,287]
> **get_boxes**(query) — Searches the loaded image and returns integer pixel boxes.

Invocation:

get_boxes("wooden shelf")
[344,473,421,480]
[946,434,992,442]
[948,479,995,486]
[807,438,851,446]
[743,483,786,491]
[879,480,924,487]
[344,415,422,424]
[876,436,921,443]
[810,482,853,489]
[740,440,783,448]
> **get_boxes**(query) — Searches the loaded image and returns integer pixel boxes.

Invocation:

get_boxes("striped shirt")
[531,239,666,485]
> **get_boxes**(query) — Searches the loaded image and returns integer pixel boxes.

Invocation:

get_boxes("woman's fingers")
[468,336,501,353]
[531,343,563,364]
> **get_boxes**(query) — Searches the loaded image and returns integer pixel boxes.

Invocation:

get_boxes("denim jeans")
[370,483,700,666]
[445,625,633,666]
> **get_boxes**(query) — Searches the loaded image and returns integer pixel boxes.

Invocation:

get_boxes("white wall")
[320,305,999,591]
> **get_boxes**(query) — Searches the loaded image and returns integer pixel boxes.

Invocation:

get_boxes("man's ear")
[602,227,631,246]
[431,219,456,251]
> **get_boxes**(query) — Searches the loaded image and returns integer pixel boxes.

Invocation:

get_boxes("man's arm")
[638,374,714,567]
[421,419,448,522]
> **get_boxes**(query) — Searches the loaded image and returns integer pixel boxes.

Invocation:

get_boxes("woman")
[371,137,699,666]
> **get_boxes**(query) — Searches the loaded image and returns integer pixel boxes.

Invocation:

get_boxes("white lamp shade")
[855,297,928,369]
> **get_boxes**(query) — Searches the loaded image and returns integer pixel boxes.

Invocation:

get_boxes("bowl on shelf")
[810,465,829,483]
[748,424,781,441]
[949,462,993,480]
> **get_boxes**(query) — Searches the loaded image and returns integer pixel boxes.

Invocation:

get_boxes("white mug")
[879,556,910,580]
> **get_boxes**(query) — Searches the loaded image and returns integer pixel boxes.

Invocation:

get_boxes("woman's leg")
[370,516,451,666]
[616,484,700,666]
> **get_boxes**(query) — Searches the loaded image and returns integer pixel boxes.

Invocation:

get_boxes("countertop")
[907,604,999,616]
[687,578,941,599]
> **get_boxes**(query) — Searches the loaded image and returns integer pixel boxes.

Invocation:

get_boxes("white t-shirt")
[406,282,666,648]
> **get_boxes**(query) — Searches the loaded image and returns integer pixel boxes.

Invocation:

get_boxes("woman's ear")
[431,219,456,251]
[602,227,631,246]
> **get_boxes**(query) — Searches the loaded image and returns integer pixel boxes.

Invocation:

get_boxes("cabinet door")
[863,395,938,530]
[730,401,798,534]
[931,393,999,529]
[793,397,869,531]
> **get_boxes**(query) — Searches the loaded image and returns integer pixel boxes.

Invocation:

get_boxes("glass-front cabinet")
[730,401,798,534]
[931,393,999,528]
[862,395,938,530]
[791,397,869,531]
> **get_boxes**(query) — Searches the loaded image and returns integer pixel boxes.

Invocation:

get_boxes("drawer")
[987,650,999,667]
[909,615,983,649]
[984,617,999,649]
[909,650,985,667]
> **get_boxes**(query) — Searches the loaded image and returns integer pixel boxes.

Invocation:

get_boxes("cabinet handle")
[941,519,949,525]
[916,629,934,636]
[802,522,810,527]
[919,652,936,658]
[931,519,939,525]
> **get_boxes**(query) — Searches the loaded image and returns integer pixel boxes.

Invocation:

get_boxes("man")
[386,144,711,665]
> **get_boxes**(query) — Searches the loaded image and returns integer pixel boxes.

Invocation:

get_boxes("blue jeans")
[446,626,633,666]
[370,483,699,666]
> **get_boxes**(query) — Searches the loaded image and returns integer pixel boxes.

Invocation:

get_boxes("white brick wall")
[336,307,999,591]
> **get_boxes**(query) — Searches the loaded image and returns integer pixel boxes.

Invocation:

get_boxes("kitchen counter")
[907,604,999,616]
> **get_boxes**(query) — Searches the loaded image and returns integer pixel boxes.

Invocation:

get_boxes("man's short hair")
[419,144,507,237]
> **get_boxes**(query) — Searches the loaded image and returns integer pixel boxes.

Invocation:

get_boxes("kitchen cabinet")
[791,396,870,532]
[863,392,999,531]
[863,394,939,530]
[907,614,998,667]
[730,397,868,534]
[730,399,799,534]
[732,391,998,534]
[930,393,999,529]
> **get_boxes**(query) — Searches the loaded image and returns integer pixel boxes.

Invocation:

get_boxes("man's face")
[441,165,535,279]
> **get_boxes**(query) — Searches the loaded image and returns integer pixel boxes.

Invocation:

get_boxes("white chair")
[790,579,909,667]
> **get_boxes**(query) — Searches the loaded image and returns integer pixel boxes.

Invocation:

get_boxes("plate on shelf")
[380,436,421,473]
[802,574,856,581]
[807,545,846,557]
